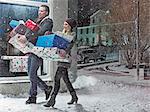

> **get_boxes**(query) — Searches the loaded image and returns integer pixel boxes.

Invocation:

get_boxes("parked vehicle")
[77,47,106,64]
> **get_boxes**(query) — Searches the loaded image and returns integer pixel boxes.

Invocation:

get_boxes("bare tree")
[105,0,150,68]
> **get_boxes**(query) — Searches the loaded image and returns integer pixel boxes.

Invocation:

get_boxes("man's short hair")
[40,5,49,15]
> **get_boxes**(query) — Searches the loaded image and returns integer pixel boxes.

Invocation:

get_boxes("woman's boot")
[43,95,56,107]
[67,92,78,105]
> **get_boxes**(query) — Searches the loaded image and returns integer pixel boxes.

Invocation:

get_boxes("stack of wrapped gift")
[8,19,73,62]
[33,33,72,62]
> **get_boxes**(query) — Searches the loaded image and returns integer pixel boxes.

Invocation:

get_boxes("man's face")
[38,7,48,19]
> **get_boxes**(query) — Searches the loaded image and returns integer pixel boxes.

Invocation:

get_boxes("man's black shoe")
[26,97,36,104]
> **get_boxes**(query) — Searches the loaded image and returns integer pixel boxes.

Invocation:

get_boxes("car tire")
[84,57,89,63]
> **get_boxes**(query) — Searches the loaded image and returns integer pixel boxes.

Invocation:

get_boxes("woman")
[44,18,78,107]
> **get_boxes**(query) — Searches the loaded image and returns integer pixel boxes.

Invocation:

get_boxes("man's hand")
[17,34,27,44]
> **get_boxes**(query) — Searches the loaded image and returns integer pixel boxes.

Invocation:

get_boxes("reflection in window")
[0,3,39,77]
[0,3,38,38]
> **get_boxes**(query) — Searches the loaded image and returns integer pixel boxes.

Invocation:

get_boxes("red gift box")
[25,19,39,32]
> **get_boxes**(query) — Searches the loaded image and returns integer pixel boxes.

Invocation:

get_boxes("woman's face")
[63,21,71,31]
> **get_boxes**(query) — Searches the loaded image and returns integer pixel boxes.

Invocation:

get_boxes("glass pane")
[0,3,38,36]
[0,3,38,77]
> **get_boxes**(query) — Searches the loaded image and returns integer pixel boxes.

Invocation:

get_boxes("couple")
[22,5,78,107]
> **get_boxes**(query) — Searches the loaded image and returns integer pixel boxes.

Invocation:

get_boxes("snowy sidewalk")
[0,74,150,112]
[78,62,150,87]
[0,62,150,112]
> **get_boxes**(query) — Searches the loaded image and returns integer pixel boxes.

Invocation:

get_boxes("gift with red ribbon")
[25,19,40,32]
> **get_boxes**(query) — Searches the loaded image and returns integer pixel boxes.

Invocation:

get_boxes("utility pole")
[135,0,140,80]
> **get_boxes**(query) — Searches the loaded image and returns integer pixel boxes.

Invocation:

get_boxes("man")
[23,5,53,104]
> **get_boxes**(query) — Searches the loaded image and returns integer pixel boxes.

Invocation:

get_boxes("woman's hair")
[65,18,77,30]
[40,5,50,16]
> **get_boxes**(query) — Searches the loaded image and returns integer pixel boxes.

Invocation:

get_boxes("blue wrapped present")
[36,34,69,49]
[9,20,19,28]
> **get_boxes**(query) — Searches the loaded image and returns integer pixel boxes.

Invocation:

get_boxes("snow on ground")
[73,75,97,89]
[0,65,150,112]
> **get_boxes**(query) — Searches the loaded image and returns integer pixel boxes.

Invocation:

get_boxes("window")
[78,38,83,46]
[80,29,83,34]
[92,27,95,33]
[86,38,89,45]
[92,38,95,44]
[0,3,39,77]
[0,3,38,39]
[86,28,89,34]
[92,18,95,23]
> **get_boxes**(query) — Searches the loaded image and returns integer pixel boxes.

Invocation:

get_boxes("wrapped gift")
[36,34,69,49]
[14,24,28,35]
[42,48,69,62]
[8,34,34,54]
[31,46,69,62]
[43,47,66,58]
[22,42,34,53]
[31,46,45,57]
[25,19,39,32]
[9,20,19,28]
[55,31,74,42]
[42,47,58,58]
[9,56,28,72]
[42,47,70,62]
[32,47,64,58]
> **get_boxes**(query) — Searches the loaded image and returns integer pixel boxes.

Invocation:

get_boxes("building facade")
[77,9,112,47]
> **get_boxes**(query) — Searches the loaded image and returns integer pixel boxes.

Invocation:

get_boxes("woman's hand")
[59,49,67,58]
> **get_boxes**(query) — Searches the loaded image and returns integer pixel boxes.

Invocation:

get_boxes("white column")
[43,60,57,81]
